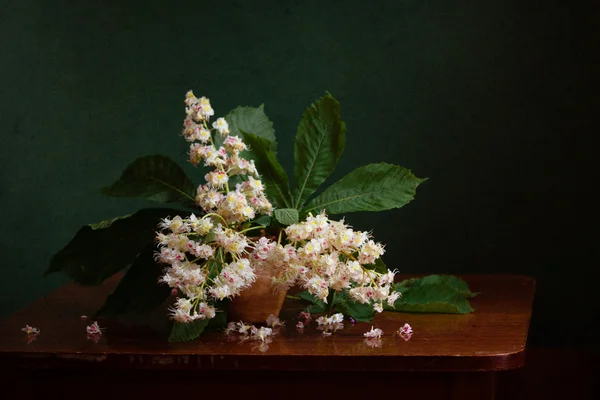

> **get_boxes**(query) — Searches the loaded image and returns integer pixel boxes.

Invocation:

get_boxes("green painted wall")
[1,1,596,348]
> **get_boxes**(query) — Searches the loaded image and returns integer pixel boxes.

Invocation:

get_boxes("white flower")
[212,117,230,136]
[386,291,401,306]
[205,171,229,189]
[316,313,344,333]
[330,313,344,323]
[191,244,214,259]
[158,216,189,234]
[363,326,383,339]
[197,127,211,143]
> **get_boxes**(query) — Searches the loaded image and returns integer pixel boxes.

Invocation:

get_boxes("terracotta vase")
[228,275,287,323]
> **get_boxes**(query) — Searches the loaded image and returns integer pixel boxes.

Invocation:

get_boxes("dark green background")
[1,1,597,348]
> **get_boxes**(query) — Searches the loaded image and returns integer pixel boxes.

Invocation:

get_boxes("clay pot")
[228,275,287,323]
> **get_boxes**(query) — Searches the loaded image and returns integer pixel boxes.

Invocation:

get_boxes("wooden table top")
[0,274,535,372]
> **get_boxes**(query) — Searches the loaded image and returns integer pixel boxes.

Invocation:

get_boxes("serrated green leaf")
[242,132,292,208]
[386,275,477,314]
[95,245,171,317]
[101,155,196,208]
[223,105,277,152]
[293,93,346,209]
[303,163,426,215]
[168,319,210,342]
[46,208,183,285]
[273,208,299,226]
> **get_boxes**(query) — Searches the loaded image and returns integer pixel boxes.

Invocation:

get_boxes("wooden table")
[0,275,535,399]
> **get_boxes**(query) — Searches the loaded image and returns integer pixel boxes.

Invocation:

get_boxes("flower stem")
[239,225,266,234]
[327,291,337,313]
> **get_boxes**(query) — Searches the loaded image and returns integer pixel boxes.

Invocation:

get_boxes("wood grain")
[0,274,535,372]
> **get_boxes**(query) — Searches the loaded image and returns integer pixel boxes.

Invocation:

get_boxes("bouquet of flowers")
[47,91,476,342]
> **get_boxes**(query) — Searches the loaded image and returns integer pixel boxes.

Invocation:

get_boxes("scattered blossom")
[363,326,383,339]
[266,314,283,328]
[316,313,344,334]
[86,321,104,335]
[398,323,413,335]
[252,326,273,342]
[395,323,413,341]
[21,325,40,335]
[296,321,305,330]
[298,311,312,321]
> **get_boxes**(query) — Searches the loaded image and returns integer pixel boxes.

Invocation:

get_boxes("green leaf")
[396,275,479,299]
[387,275,477,314]
[297,290,325,313]
[273,208,299,226]
[296,290,373,322]
[101,155,196,208]
[168,319,210,342]
[46,208,183,285]
[337,299,375,322]
[95,245,171,317]
[252,215,272,227]
[242,132,293,208]
[205,301,229,332]
[303,163,426,215]
[224,104,277,152]
[293,93,346,209]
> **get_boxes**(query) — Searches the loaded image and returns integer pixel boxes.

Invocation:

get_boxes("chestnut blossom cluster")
[247,212,401,314]
[183,91,272,224]
[154,92,273,324]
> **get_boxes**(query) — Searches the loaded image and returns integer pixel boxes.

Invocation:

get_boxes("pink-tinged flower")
[296,321,305,329]
[86,321,104,335]
[298,311,311,321]
[363,326,383,339]
[21,325,40,335]
[398,323,413,335]
[80,315,88,320]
